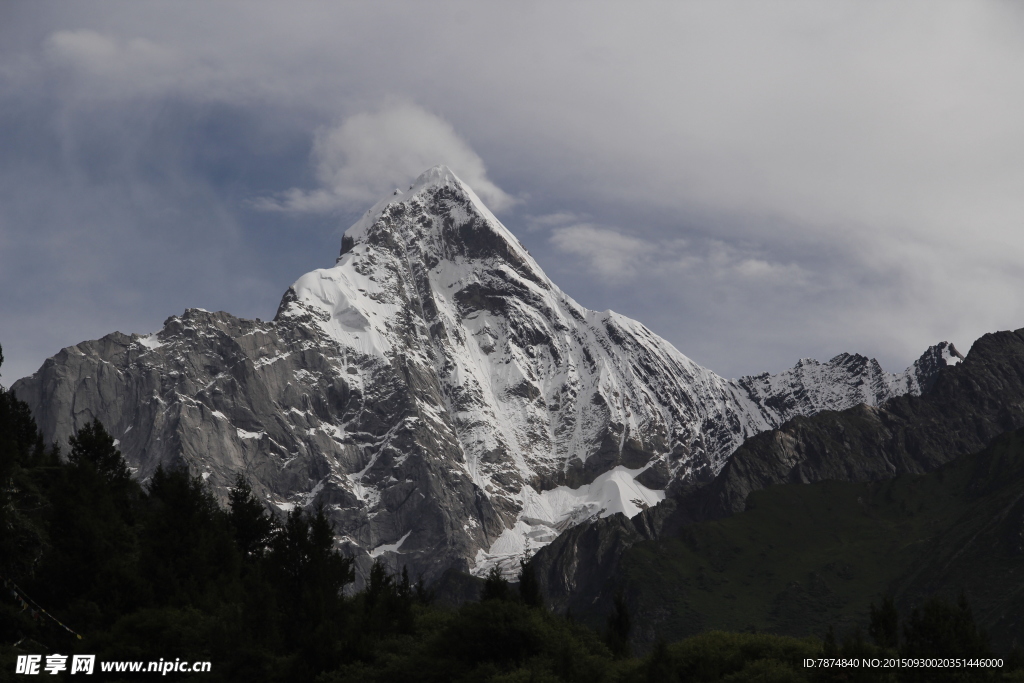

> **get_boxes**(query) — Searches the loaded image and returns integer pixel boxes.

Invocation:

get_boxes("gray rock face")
[692,330,1022,521]
[10,166,960,582]
[13,309,502,582]
[532,330,1024,619]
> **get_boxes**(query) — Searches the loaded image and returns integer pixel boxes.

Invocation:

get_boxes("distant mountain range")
[12,166,964,585]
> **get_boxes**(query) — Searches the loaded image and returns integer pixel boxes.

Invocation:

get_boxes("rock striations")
[529,327,1024,630]
[11,166,962,582]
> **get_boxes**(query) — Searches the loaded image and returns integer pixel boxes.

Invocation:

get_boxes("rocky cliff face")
[531,328,1023,618]
[691,328,1024,521]
[11,166,959,581]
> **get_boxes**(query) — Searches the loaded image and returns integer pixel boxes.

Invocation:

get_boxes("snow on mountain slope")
[11,166,963,581]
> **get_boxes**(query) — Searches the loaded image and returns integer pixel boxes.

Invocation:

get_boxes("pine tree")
[69,419,131,486]
[268,506,353,637]
[305,503,354,617]
[363,560,394,617]
[606,590,632,658]
[517,558,543,609]
[265,504,353,677]
[481,565,511,602]
[0,347,50,583]
[901,593,991,659]
[823,624,838,656]
[869,595,899,649]
[34,419,144,618]
[141,465,239,607]
[413,574,434,605]
[227,474,274,560]
[646,639,678,683]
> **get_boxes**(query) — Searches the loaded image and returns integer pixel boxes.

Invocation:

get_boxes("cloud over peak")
[255,103,514,214]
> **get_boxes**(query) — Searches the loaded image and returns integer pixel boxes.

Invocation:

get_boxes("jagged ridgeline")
[11,166,962,583]
[531,327,1024,652]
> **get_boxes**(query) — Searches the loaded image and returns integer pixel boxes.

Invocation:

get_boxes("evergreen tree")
[413,573,434,606]
[34,419,144,621]
[266,504,353,677]
[869,595,900,649]
[0,377,49,580]
[481,565,512,602]
[0,344,48,470]
[900,593,993,683]
[606,590,632,659]
[356,558,392,656]
[268,506,350,615]
[645,639,679,683]
[141,465,239,608]
[304,503,355,621]
[68,418,132,487]
[901,593,991,659]
[267,506,353,633]
[359,559,413,646]
[517,558,543,609]
[0,347,54,647]
[227,473,275,560]
[270,508,312,592]
[395,565,414,633]
[435,598,547,671]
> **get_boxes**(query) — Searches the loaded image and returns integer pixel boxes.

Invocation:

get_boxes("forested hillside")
[620,428,1024,652]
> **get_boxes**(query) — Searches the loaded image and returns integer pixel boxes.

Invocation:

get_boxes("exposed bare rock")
[11,166,958,582]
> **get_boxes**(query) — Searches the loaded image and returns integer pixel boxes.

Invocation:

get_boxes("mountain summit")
[12,166,962,580]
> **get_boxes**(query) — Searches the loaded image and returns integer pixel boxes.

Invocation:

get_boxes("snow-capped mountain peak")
[12,167,963,582]
[343,165,528,262]
[272,169,960,575]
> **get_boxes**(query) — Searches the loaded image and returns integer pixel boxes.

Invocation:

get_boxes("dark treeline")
[0,348,1018,682]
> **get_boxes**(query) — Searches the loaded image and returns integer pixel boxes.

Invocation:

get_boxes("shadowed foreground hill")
[623,426,1024,652]
[533,328,1024,640]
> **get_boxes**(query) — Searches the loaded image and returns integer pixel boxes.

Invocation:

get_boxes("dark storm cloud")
[3,1,1024,383]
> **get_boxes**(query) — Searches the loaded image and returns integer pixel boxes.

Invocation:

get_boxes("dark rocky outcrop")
[687,328,1024,522]
[533,328,1024,617]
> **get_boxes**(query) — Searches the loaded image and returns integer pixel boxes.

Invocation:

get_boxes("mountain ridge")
[530,325,1024,632]
[617,423,1024,652]
[10,165,962,582]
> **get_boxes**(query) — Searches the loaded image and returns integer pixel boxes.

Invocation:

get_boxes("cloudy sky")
[3,1,1024,383]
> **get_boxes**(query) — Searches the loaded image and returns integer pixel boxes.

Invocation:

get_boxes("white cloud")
[526,212,583,230]
[6,2,1024,378]
[42,29,183,93]
[549,225,656,279]
[550,225,806,286]
[256,103,514,213]
[44,30,119,69]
